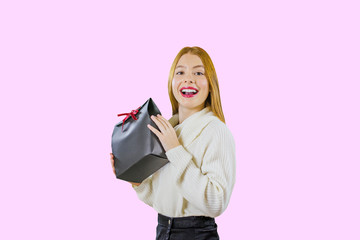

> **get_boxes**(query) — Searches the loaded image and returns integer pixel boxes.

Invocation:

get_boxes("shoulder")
[198,117,236,160]
[203,116,232,134]
[201,117,235,144]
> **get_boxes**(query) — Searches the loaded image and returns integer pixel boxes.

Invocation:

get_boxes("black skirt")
[156,213,220,240]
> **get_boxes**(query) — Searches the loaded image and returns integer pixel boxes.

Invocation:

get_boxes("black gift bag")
[111,98,169,183]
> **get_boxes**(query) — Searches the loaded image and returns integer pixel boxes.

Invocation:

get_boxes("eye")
[176,71,184,75]
[194,72,204,76]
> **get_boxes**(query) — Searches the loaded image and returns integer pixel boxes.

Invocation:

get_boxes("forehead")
[176,53,203,66]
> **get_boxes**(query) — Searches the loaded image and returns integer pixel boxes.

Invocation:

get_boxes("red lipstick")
[180,87,199,98]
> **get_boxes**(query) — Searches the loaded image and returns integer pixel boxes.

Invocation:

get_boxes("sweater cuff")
[132,177,150,192]
[165,145,193,174]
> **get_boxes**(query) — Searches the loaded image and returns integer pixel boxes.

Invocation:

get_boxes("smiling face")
[172,53,210,113]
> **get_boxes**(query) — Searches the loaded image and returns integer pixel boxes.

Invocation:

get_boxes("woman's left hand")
[147,114,180,152]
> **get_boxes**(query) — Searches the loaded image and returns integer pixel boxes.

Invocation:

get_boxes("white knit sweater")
[132,106,236,218]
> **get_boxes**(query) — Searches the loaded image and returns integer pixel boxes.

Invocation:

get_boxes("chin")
[179,102,204,110]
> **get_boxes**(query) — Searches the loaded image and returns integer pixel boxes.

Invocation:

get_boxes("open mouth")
[180,87,199,98]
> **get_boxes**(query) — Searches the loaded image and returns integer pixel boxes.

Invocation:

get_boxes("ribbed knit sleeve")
[132,174,154,207]
[164,121,236,218]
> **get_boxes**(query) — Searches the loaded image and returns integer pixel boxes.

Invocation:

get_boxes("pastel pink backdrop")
[1,1,359,239]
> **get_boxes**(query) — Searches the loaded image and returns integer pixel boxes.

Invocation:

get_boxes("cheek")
[198,79,209,92]
[172,78,179,94]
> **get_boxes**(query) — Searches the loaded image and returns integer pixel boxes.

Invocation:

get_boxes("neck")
[178,105,205,124]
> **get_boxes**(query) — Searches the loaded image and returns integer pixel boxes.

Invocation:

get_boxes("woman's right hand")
[110,153,141,186]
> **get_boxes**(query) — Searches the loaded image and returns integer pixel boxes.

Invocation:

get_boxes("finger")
[154,115,169,130]
[147,124,162,139]
[129,181,140,186]
[156,114,173,129]
[150,115,167,132]
[111,162,115,170]
[151,115,166,130]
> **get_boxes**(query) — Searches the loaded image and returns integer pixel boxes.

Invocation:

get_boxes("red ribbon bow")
[117,107,141,131]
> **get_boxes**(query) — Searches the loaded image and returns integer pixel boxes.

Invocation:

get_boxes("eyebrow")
[175,65,204,69]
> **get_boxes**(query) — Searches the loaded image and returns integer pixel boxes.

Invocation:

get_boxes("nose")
[183,73,195,84]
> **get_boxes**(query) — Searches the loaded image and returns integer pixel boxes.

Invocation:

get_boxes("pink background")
[1,0,359,239]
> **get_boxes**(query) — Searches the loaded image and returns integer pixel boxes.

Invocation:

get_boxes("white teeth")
[181,89,198,93]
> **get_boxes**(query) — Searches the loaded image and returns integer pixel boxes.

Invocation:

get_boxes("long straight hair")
[168,46,226,123]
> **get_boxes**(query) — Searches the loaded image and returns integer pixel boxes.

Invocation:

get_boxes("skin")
[110,53,210,186]
[171,53,210,124]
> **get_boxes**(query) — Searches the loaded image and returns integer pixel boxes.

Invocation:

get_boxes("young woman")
[111,46,236,240]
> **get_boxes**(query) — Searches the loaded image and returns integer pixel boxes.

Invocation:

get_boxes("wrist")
[166,143,181,153]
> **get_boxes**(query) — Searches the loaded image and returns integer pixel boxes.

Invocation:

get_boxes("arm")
[165,124,236,217]
[111,153,154,207]
[132,174,154,207]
